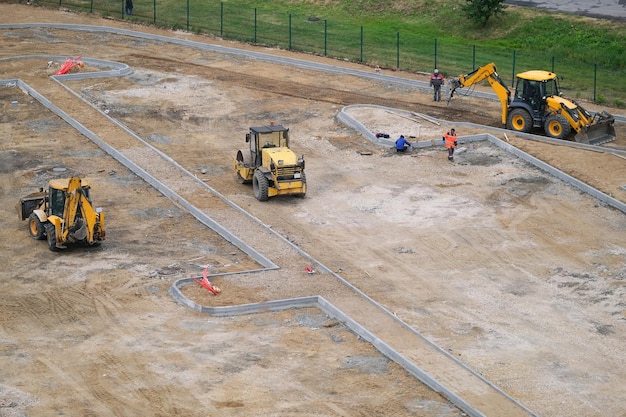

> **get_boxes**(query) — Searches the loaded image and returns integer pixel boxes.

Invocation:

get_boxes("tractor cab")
[17,177,105,251]
[234,124,306,201]
[246,124,290,167]
[48,178,91,218]
[450,62,616,144]
[513,70,558,118]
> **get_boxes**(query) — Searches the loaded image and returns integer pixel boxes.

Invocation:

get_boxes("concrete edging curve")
[338,104,626,214]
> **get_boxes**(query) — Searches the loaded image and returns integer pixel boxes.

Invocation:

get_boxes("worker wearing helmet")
[443,128,458,162]
[429,69,445,101]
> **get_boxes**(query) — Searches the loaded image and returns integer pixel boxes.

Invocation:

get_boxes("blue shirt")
[395,136,410,150]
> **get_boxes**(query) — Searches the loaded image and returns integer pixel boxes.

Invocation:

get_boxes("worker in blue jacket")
[395,135,412,152]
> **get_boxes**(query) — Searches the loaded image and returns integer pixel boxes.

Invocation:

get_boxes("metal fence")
[30,0,625,106]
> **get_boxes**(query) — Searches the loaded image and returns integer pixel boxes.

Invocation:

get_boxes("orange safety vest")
[443,131,457,149]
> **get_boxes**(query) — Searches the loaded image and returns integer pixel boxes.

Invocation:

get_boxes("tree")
[462,0,507,27]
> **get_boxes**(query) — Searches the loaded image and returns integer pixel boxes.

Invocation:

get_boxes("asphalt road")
[506,0,626,20]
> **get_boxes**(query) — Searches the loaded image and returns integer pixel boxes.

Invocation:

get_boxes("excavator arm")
[448,63,511,126]
[61,177,104,244]
[62,177,82,235]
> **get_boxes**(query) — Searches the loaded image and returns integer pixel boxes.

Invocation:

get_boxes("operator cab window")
[262,135,277,148]
[278,130,288,147]
[262,131,287,148]
[515,79,543,112]
[544,78,559,97]
[49,188,66,217]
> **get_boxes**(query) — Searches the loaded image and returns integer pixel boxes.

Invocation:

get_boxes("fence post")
[186,0,190,31]
[221,2,224,38]
[90,0,93,13]
[360,26,363,63]
[289,14,292,50]
[593,63,597,102]
[324,20,327,57]
[121,0,124,18]
[511,49,516,86]
[551,56,555,73]
[434,38,437,70]
[254,8,257,44]
[472,45,476,70]
[153,0,156,24]
[396,32,400,69]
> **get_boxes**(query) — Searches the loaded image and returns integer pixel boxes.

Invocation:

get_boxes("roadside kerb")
[339,104,626,214]
[2,22,624,124]
[4,74,279,269]
[167,286,532,417]
[6,26,618,416]
[2,73,538,417]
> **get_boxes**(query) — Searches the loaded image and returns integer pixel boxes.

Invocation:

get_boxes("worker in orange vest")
[442,128,458,162]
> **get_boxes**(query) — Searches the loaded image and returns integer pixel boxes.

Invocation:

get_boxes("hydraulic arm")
[448,63,511,127]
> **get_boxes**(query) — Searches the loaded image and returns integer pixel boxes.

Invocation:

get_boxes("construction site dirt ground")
[1,4,626,417]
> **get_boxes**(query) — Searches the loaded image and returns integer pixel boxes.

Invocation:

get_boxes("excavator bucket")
[447,79,461,103]
[575,111,617,145]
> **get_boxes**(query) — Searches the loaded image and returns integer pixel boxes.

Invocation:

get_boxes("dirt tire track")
[1,6,626,417]
[123,53,499,128]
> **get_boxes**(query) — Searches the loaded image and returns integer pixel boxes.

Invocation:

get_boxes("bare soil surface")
[1,4,626,417]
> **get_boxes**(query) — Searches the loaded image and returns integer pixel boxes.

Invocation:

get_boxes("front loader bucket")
[575,111,617,145]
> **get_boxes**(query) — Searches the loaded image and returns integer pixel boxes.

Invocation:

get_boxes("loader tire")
[543,114,571,139]
[28,213,45,240]
[253,170,269,202]
[46,223,59,251]
[507,108,532,133]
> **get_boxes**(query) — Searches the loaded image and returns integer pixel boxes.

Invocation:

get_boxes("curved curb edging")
[167,280,490,417]
[338,104,626,214]
[0,26,584,417]
[2,75,278,269]
[0,55,132,79]
[2,22,624,126]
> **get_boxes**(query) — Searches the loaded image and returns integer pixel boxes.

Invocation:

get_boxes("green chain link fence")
[29,0,625,107]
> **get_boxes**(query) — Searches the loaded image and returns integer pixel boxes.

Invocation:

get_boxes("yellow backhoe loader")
[17,177,105,251]
[448,63,616,145]
[233,124,306,201]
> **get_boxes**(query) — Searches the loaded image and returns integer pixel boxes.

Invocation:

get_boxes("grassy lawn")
[31,0,626,106]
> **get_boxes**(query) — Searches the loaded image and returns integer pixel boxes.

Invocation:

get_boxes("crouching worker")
[443,128,458,162]
[395,135,412,152]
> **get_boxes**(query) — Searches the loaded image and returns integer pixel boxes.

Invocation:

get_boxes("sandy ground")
[1,4,626,417]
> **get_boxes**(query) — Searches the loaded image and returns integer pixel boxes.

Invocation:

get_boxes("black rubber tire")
[46,223,59,251]
[543,114,572,139]
[253,170,269,202]
[28,213,45,240]
[506,108,533,133]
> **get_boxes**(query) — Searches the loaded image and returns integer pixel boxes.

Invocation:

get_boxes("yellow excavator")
[17,177,105,251]
[448,63,616,145]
